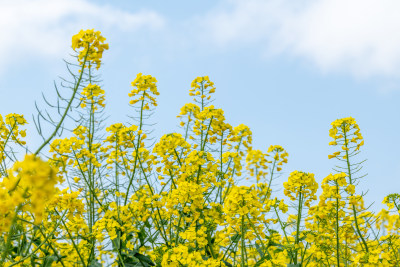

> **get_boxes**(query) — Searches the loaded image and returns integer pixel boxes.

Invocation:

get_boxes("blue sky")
[1,0,399,211]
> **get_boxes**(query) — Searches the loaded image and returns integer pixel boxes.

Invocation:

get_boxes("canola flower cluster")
[0,29,399,267]
[72,29,109,69]
[80,84,106,109]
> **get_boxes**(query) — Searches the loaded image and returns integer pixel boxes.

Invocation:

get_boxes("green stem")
[241,215,246,267]
[7,210,68,267]
[35,44,90,156]
[343,126,369,254]
[335,181,341,267]
[294,190,303,264]
[56,210,87,267]
[124,91,146,205]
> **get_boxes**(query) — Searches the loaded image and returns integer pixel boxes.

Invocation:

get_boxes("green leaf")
[88,259,102,267]
[144,219,152,228]
[221,260,233,267]
[133,252,155,266]
[42,255,59,267]
[255,242,264,257]
[138,227,147,246]
[230,233,240,243]
[254,254,272,267]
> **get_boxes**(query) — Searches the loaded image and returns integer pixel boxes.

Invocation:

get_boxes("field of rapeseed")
[0,29,399,267]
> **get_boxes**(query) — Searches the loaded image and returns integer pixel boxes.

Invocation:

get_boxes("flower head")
[72,29,109,69]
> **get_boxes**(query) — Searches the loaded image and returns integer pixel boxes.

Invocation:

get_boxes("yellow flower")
[71,29,109,69]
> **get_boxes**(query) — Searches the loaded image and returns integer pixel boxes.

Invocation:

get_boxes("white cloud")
[200,0,400,77]
[0,0,164,72]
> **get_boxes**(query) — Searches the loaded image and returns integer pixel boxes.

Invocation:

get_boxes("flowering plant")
[0,29,397,267]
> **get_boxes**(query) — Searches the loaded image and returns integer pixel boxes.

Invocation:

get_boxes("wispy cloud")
[199,0,400,77]
[0,0,164,72]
